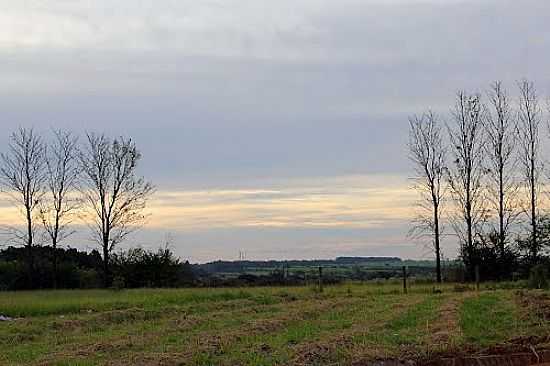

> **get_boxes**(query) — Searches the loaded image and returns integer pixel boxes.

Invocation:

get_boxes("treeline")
[0,129,154,289]
[0,245,431,290]
[0,245,196,290]
[409,80,550,283]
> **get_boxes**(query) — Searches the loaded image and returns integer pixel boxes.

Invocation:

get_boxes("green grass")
[382,293,445,345]
[0,284,546,366]
[459,291,529,346]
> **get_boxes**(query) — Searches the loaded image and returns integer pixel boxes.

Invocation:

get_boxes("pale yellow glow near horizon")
[0,174,417,231]
[146,174,416,231]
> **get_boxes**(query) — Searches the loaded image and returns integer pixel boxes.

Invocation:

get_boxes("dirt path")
[427,292,474,348]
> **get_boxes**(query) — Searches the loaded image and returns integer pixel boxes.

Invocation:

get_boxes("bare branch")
[408,111,446,282]
[517,79,544,261]
[446,91,488,274]
[79,133,154,287]
[482,81,521,257]
[0,127,47,287]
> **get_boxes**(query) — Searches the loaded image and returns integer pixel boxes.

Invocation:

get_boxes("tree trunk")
[103,243,111,288]
[52,245,58,289]
[530,160,537,263]
[466,205,474,280]
[434,201,442,283]
[26,207,34,289]
[498,165,505,258]
[26,243,34,289]
[498,161,506,280]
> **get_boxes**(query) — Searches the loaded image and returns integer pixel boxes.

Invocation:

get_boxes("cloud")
[0,0,548,260]
[142,174,416,230]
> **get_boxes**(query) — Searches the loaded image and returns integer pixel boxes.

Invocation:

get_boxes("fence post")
[475,265,480,291]
[318,266,323,293]
[403,266,408,294]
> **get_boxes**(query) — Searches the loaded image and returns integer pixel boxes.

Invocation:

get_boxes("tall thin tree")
[518,80,544,263]
[0,128,46,288]
[408,111,446,283]
[39,130,80,289]
[79,133,154,287]
[447,92,487,278]
[483,81,519,267]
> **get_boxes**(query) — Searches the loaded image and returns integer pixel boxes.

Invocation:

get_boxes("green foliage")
[0,245,195,290]
[111,246,189,288]
[462,231,520,281]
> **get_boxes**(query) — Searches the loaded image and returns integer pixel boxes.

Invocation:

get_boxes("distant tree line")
[0,128,154,289]
[0,245,196,290]
[0,242,445,290]
[409,80,550,283]
[200,256,402,273]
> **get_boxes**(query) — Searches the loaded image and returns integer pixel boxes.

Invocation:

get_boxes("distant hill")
[196,256,404,274]
[335,256,401,264]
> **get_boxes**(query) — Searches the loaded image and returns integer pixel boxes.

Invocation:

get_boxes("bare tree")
[79,133,154,287]
[483,81,520,263]
[39,130,80,289]
[446,92,487,278]
[0,128,46,288]
[408,111,446,283]
[518,80,544,262]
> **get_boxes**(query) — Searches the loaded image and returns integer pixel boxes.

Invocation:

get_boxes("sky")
[1,0,550,262]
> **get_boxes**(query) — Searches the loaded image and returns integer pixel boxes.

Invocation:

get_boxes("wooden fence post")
[318,266,323,293]
[403,266,408,294]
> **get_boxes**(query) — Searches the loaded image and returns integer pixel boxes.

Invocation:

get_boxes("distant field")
[1,283,548,365]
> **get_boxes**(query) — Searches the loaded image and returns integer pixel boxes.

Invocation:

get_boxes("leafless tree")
[39,130,80,289]
[446,92,487,277]
[0,128,46,287]
[483,81,520,261]
[518,80,544,262]
[408,111,446,283]
[79,133,154,287]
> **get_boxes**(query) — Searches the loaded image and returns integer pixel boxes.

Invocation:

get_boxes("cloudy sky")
[1,0,549,262]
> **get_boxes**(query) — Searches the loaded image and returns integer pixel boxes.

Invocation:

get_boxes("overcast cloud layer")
[1,0,549,262]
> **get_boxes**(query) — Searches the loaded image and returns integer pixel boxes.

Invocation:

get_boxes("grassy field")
[1,283,549,365]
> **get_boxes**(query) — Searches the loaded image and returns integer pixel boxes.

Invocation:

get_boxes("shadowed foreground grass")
[0,283,548,365]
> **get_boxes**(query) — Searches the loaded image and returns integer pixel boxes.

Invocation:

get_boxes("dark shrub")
[528,264,549,289]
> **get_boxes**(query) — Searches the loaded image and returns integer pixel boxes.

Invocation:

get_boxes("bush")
[528,264,549,289]
[0,261,23,291]
[111,276,126,291]
[78,269,101,289]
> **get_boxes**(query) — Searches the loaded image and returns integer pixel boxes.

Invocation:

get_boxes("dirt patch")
[516,290,550,323]
[35,337,144,366]
[94,308,162,324]
[428,293,474,347]
[291,296,427,365]
[419,337,550,366]
[292,334,355,366]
